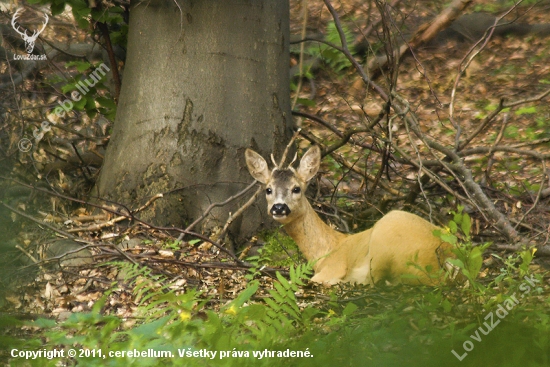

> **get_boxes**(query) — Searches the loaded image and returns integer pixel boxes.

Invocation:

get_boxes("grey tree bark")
[95,0,292,240]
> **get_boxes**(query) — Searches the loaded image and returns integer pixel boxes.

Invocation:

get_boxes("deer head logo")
[11,9,49,54]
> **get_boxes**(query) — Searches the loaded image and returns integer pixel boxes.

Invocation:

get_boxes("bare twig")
[460,146,550,160]
[278,128,302,167]
[482,114,509,186]
[292,110,383,154]
[15,245,39,264]
[393,96,519,241]
[299,129,402,197]
[513,160,547,230]
[67,193,164,233]
[459,90,550,150]
[451,3,524,148]
[1,201,82,241]
[367,0,473,80]
[292,111,343,137]
[291,0,309,111]
[219,185,263,239]
[183,182,256,233]
[0,176,242,263]
[322,0,389,101]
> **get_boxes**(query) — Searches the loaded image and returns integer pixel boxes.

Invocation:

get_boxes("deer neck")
[283,200,347,262]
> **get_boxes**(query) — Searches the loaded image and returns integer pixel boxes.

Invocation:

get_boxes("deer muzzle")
[270,203,291,217]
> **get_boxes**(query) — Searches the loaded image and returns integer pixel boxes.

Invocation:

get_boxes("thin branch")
[299,129,402,197]
[455,5,550,151]
[219,185,263,239]
[0,176,242,263]
[184,181,257,232]
[322,0,389,101]
[1,201,81,241]
[291,0,309,111]
[97,21,121,101]
[460,146,550,160]
[292,111,343,137]
[292,110,384,154]
[392,95,519,241]
[368,0,473,80]
[513,160,547,230]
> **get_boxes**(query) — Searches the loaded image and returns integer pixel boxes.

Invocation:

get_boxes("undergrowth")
[4,209,550,367]
[245,230,301,279]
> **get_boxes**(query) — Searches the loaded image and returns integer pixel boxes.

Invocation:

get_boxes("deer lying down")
[245,145,453,286]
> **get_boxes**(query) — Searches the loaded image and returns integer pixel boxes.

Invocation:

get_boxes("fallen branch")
[366,0,473,80]
[0,176,242,264]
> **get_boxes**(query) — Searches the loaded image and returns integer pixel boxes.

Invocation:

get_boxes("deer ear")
[245,149,271,184]
[296,145,321,182]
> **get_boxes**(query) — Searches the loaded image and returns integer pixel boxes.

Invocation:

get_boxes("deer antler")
[35,13,49,38]
[270,153,279,169]
[278,128,302,168]
[288,152,298,166]
[11,9,28,38]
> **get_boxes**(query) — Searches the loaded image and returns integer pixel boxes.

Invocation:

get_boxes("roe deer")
[245,145,453,285]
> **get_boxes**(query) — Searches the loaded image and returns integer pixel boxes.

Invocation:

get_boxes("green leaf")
[51,2,66,16]
[32,318,57,328]
[264,297,280,312]
[467,247,484,277]
[446,258,465,270]
[295,98,316,107]
[131,316,170,337]
[289,265,297,283]
[342,302,358,316]
[92,292,109,313]
[273,280,289,298]
[440,233,458,245]
[275,272,291,290]
[229,280,259,309]
[66,61,92,73]
[461,212,471,237]
[280,304,300,320]
[448,220,458,234]
[442,299,452,312]
[242,304,265,321]
[73,96,87,110]
[269,288,286,304]
[515,106,537,115]
[85,95,96,109]
[61,83,77,94]
[453,212,463,224]
[97,97,116,109]
[301,307,320,322]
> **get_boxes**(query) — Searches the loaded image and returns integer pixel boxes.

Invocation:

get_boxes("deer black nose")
[271,203,291,216]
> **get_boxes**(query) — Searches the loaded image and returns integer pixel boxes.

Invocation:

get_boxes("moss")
[255,229,303,268]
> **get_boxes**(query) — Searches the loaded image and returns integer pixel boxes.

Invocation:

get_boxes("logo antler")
[11,9,49,54]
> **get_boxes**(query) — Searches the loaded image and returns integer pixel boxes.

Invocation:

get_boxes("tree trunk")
[95,0,291,240]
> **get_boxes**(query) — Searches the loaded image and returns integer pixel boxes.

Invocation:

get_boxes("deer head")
[11,9,49,54]
[245,145,321,224]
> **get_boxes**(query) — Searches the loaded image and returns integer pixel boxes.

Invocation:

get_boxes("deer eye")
[266,188,272,195]
[292,186,301,194]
